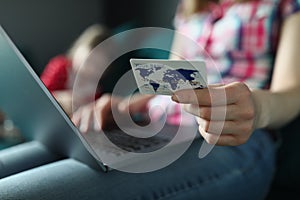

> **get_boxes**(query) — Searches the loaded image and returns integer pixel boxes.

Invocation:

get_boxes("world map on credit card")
[130,59,207,95]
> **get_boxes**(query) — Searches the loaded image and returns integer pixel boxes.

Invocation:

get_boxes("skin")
[52,90,73,116]
[171,12,300,146]
[72,94,154,132]
[71,10,300,147]
[50,45,91,117]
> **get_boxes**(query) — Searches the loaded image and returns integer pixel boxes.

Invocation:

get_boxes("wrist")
[251,89,271,129]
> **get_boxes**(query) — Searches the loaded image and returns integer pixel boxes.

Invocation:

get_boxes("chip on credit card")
[130,59,207,95]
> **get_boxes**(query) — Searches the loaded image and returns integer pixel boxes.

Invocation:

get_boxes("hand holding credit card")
[130,59,207,95]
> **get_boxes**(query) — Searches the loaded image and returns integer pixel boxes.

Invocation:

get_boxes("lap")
[0,130,276,200]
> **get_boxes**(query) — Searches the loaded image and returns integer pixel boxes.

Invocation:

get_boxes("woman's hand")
[172,82,257,146]
[71,94,154,133]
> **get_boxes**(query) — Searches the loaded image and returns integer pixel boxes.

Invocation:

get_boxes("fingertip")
[118,102,127,113]
[94,121,102,132]
[171,95,179,103]
[172,90,188,103]
[79,123,88,133]
[71,117,79,127]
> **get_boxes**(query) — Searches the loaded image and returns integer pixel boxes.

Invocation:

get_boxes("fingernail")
[171,95,179,102]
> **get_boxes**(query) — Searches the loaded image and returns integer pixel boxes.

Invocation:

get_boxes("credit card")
[130,59,207,95]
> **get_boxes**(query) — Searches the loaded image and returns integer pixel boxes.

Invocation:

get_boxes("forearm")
[252,87,300,130]
[252,13,300,130]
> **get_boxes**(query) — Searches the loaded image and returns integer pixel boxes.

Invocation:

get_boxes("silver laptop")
[0,26,197,172]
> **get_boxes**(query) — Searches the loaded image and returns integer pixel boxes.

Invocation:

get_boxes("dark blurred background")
[0,0,179,75]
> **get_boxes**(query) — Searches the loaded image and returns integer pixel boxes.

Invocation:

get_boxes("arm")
[253,12,300,129]
[172,12,300,146]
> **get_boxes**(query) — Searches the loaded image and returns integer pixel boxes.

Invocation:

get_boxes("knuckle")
[231,82,251,96]
[235,82,248,90]
[102,94,112,102]
[227,82,240,93]
[96,95,111,106]
[239,83,252,97]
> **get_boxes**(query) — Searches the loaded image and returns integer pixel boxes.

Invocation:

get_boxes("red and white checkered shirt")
[149,0,300,125]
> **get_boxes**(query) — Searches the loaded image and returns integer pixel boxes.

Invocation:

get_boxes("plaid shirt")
[175,0,300,88]
[150,0,300,125]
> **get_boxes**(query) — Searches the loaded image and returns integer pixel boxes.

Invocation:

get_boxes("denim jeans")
[0,129,276,200]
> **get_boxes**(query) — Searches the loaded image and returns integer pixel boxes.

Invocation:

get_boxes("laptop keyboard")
[105,130,172,153]
[83,125,179,157]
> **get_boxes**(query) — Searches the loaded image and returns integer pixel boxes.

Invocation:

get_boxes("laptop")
[0,26,198,173]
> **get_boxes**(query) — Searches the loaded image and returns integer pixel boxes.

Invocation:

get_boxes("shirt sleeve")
[40,55,72,92]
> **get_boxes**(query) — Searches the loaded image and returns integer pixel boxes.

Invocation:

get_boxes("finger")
[199,126,242,146]
[95,95,114,130]
[197,118,230,135]
[95,94,125,130]
[198,118,228,134]
[217,134,249,146]
[172,88,211,105]
[197,117,253,135]
[71,108,83,127]
[183,104,232,121]
[198,126,219,145]
[172,82,244,106]
[119,94,154,113]
[172,87,227,106]
[79,107,93,133]
[93,109,101,131]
